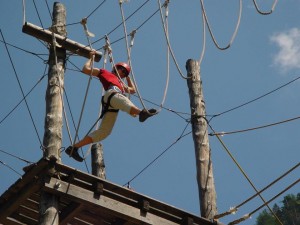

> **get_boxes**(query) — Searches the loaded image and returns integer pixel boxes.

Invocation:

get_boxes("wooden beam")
[44,177,181,225]
[54,161,219,225]
[22,22,102,62]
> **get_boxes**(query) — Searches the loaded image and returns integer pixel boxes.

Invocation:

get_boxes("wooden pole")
[39,2,66,224]
[91,143,106,179]
[186,59,217,220]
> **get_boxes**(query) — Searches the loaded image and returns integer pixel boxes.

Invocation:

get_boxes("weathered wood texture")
[39,2,66,225]
[0,159,224,225]
[22,22,102,62]
[91,143,106,179]
[186,59,217,219]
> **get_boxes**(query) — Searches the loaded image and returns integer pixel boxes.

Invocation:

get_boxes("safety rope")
[158,0,191,80]
[253,0,278,15]
[72,18,96,147]
[229,178,299,225]
[199,12,206,66]
[120,0,170,112]
[83,45,108,162]
[119,0,148,111]
[208,124,283,225]
[22,0,26,25]
[70,18,97,168]
[199,0,242,50]
[49,27,91,172]
[95,47,108,130]
[214,162,300,219]
[104,35,129,91]
[159,2,170,112]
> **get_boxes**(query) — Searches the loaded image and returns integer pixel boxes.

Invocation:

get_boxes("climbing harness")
[100,91,119,119]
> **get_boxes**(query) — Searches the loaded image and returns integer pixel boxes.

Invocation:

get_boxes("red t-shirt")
[97,69,124,92]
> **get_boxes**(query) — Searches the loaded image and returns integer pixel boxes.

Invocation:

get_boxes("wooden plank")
[59,202,83,225]
[0,217,26,225]
[17,205,39,221]
[22,22,102,62]
[21,198,39,211]
[44,177,180,225]
[0,180,42,223]
[10,211,37,225]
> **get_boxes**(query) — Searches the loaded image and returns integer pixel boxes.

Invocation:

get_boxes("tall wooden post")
[186,59,217,220]
[39,2,66,224]
[91,143,106,179]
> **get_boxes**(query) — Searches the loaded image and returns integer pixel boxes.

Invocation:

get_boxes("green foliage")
[255,193,300,225]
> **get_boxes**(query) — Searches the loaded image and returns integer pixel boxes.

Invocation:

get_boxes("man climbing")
[65,51,157,162]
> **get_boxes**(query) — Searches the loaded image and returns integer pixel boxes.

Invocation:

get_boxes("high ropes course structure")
[1,0,299,225]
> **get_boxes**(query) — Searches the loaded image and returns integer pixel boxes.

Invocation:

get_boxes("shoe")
[139,108,157,122]
[65,146,84,162]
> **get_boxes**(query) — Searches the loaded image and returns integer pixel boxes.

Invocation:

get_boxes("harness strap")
[100,92,119,119]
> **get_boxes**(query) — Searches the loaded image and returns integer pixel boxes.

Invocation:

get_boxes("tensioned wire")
[1,29,43,146]
[214,162,300,219]
[208,123,283,225]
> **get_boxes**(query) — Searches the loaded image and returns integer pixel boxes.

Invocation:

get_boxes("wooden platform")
[0,158,223,225]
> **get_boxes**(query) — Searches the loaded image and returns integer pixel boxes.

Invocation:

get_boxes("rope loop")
[253,0,278,15]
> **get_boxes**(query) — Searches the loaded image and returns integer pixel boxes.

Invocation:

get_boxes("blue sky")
[1,1,299,225]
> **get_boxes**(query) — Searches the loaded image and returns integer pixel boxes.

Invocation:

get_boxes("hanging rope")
[119,0,149,111]
[69,18,97,169]
[95,46,109,130]
[72,18,96,146]
[158,0,191,80]
[157,0,170,112]
[104,35,130,91]
[199,0,242,50]
[198,11,206,65]
[83,44,109,162]
[253,0,278,15]
[120,0,170,112]
[49,27,92,172]
[22,0,26,25]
